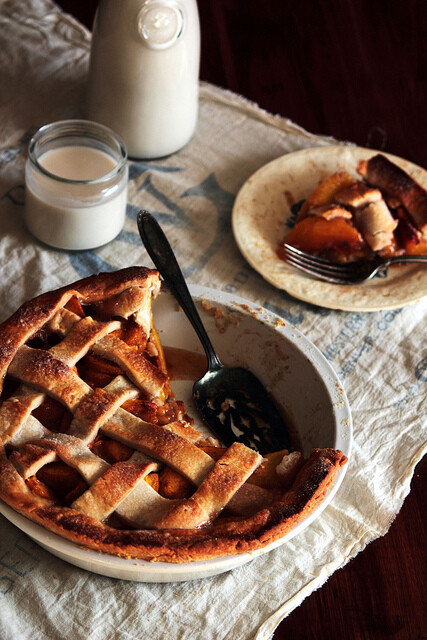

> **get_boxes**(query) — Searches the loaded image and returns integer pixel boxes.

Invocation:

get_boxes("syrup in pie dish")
[280,154,427,262]
[0,267,347,562]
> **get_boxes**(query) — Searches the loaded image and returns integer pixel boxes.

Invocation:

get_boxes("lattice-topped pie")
[0,267,346,562]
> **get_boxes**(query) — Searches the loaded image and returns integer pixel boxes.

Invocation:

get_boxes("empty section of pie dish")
[0,285,352,582]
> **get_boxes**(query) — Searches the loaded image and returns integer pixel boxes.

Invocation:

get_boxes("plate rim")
[0,284,352,582]
[231,144,427,312]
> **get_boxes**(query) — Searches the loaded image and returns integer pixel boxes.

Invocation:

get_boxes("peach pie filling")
[281,154,427,263]
[0,267,346,561]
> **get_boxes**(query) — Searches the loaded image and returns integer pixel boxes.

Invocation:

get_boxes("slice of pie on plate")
[282,154,427,262]
[0,267,347,562]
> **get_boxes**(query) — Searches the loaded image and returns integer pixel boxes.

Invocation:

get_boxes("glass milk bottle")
[87,0,200,159]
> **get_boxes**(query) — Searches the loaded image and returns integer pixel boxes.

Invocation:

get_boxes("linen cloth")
[0,1,425,638]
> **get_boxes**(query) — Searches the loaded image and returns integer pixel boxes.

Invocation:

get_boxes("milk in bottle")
[87,0,200,159]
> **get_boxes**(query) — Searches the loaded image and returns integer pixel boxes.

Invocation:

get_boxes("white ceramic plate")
[232,145,427,312]
[0,285,352,582]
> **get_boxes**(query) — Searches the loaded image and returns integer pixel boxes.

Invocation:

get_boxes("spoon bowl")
[193,366,292,455]
[137,210,292,454]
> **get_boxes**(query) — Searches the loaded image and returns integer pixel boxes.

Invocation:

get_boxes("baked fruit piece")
[281,154,427,263]
[282,171,370,262]
[0,267,347,562]
[358,154,427,255]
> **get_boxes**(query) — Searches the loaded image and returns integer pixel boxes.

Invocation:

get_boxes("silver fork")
[282,244,427,285]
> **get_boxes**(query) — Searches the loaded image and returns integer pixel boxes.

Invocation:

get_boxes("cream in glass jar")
[25,120,128,250]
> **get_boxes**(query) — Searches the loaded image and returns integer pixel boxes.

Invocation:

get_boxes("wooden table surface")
[56,2,426,638]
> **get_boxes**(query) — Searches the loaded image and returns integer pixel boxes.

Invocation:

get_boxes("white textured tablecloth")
[0,1,425,639]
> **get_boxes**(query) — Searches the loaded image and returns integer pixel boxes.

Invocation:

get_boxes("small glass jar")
[25,119,128,250]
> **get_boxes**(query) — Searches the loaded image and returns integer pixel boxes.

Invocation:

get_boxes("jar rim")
[28,119,128,185]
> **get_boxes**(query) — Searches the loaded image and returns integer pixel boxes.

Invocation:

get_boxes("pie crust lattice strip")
[0,267,347,562]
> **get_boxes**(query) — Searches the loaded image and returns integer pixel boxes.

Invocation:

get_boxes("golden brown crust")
[0,268,347,563]
[0,267,159,394]
[0,447,345,561]
[308,204,352,221]
[335,181,382,209]
[358,154,427,234]
[354,199,397,252]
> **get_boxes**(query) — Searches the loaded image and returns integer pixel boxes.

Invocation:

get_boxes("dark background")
[56,1,426,638]
[57,0,427,168]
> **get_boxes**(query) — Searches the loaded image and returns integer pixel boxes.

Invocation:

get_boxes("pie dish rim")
[0,283,352,581]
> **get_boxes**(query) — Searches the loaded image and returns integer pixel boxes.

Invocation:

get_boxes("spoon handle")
[137,211,222,371]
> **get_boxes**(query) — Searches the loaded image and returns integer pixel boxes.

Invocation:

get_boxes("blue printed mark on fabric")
[180,173,235,278]
[223,267,252,295]
[133,170,235,279]
[396,355,427,409]
[0,576,14,595]
[336,335,375,379]
[69,251,118,278]
[0,539,41,597]
[375,308,402,331]
[415,357,427,382]
[135,172,200,230]
[263,289,332,326]
[262,300,305,326]
[128,161,184,181]
[323,313,369,362]
[1,185,25,205]
[69,162,235,280]
[0,128,36,170]
[331,308,404,379]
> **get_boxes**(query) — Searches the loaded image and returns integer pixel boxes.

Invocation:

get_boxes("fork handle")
[384,255,427,265]
[137,211,223,372]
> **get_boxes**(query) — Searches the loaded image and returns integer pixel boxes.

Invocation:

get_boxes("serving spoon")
[137,210,292,455]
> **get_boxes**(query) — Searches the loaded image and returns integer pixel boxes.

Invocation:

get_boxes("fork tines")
[281,244,369,283]
[283,244,358,269]
[281,243,427,284]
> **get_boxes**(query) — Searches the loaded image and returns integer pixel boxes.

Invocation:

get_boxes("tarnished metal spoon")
[137,210,291,455]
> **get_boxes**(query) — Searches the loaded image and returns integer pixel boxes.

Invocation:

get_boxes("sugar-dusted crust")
[0,444,346,562]
[0,267,160,394]
[0,268,347,563]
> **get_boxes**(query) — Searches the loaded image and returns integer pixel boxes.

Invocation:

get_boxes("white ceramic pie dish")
[0,285,352,582]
